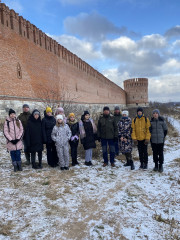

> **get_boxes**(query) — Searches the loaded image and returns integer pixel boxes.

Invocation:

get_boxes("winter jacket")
[150,116,168,144]
[118,117,132,153]
[26,110,43,152]
[114,113,122,126]
[131,115,151,141]
[51,124,71,147]
[42,115,56,144]
[97,114,118,139]
[3,117,24,151]
[79,119,96,150]
[67,120,79,137]
[18,111,31,139]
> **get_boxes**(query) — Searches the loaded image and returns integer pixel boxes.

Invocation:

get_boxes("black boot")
[143,163,148,170]
[124,160,130,167]
[153,162,158,171]
[124,153,131,166]
[32,160,39,169]
[38,159,43,169]
[72,159,76,166]
[17,161,23,171]
[159,164,163,173]
[130,160,135,170]
[25,152,31,165]
[139,162,144,169]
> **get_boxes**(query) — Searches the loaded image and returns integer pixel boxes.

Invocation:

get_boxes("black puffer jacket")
[82,120,96,150]
[42,115,56,143]
[26,110,43,152]
[150,116,168,144]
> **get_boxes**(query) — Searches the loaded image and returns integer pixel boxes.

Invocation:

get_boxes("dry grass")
[0,221,14,236]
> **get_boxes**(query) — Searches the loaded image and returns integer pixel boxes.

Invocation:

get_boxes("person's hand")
[120,137,124,142]
[144,139,150,145]
[133,140,138,146]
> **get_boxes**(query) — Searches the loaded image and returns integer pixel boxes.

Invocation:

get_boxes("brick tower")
[123,78,148,106]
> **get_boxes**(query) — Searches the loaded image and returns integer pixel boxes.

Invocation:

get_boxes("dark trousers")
[138,140,148,164]
[10,150,21,165]
[46,142,58,167]
[114,140,119,156]
[101,139,115,164]
[69,141,78,163]
[151,143,164,164]
[31,151,42,165]
[23,139,30,161]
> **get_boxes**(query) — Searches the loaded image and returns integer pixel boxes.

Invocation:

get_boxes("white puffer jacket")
[51,124,71,147]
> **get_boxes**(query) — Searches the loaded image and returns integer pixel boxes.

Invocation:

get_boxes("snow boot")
[153,163,158,171]
[159,164,163,173]
[130,160,135,170]
[139,162,144,169]
[17,161,22,171]
[124,160,131,167]
[64,167,69,170]
[25,152,31,165]
[143,163,148,170]
[60,167,65,171]
[38,159,43,169]
[72,159,76,166]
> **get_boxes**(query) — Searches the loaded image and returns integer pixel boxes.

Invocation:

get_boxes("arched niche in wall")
[17,63,22,79]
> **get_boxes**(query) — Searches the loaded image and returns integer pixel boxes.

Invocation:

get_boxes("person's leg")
[158,143,164,172]
[16,150,22,171]
[46,143,52,166]
[142,141,148,169]
[152,143,159,171]
[114,140,119,156]
[63,145,70,169]
[85,149,91,165]
[124,152,131,166]
[138,141,144,168]
[101,139,108,165]
[52,141,59,166]
[125,152,135,170]
[88,149,93,165]
[70,142,76,166]
[57,146,65,169]
[31,152,37,169]
[38,151,43,168]
[108,139,115,165]
[23,140,31,165]
[10,150,18,172]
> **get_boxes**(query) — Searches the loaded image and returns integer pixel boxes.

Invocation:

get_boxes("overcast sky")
[3,0,180,102]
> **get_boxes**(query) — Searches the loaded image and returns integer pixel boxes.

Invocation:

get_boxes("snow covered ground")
[0,118,180,240]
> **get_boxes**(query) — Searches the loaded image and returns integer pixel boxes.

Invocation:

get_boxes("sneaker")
[111,163,115,167]
[60,167,65,171]
[64,167,69,170]
[103,163,108,167]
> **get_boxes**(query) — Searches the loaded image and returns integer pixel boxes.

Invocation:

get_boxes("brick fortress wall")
[0,3,126,107]
[124,78,148,106]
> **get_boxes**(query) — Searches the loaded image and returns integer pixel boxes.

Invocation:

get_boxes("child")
[42,107,58,167]
[118,110,135,170]
[3,109,24,172]
[26,109,44,169]
[51,115,71,170]
[150,109,168,172]
[79,111,97,166]
[67,113,79,166]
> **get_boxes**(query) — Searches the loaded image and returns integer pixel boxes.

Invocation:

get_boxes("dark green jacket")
[97,114,118,139]
[18,112,31,131]
[114,113,122,126]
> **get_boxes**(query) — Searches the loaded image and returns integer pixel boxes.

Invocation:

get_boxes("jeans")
[85,148,92,162]
[114,140,119,156]
[10,150,21,164]
[101,139,115,164]
[151,143,164,164]
[137,140,148,164]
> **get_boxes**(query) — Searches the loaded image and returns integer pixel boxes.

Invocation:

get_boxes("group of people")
[3,104,168,173]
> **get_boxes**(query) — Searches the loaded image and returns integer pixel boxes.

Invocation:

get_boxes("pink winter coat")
[3,117,24,151]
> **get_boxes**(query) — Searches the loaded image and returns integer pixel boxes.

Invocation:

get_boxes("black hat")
[9,108,16,116]
[23,104,29,108]
[114,106,120,111]
[137,107,143,113]
[103,106,110,111]
[83,111,90,116]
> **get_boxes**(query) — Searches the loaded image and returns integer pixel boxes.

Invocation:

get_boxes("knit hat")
[33,110,40,116]
[57,107,64,113]
[122,110,129,116]
[137,107,143,113]
[46,107,52,113]
[9,108,16,116]
[83,111,90,116]
[23,104,29,108]
[153,109,160,115]
[56,114,63,121]
[114,106,120,111]
[69,113,75,118]
[103,106,110,111]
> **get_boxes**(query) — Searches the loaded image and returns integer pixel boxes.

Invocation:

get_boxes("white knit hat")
[122,110,129,116]
[56,114,63,121]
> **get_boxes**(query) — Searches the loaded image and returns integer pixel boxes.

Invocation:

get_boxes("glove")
[10,140,17,144]
[14,139,20,144]
[133,140,138,146]
[114,137,118,143]
[144,139,150,145]
[71,136,75,141]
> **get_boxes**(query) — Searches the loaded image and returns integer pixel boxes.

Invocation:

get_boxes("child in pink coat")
[3,109,24,172]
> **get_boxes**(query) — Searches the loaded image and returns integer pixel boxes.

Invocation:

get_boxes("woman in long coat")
[118,110,135,170]
[26,109,43,169]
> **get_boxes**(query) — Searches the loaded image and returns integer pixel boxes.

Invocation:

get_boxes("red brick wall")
[0,3,126,105]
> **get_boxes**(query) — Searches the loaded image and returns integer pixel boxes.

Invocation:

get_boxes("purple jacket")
[3,117,24,151]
